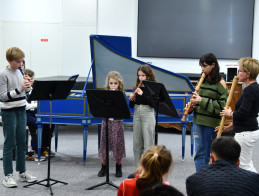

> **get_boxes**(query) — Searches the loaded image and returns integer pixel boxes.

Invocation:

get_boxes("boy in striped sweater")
[0,47,37,188]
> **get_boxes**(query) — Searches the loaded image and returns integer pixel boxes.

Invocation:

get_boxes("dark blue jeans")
[193,123,216,172]
[2,107,27,176]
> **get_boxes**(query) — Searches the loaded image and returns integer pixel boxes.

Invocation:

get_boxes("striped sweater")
[193,79,228,128]
[0,67,29,109]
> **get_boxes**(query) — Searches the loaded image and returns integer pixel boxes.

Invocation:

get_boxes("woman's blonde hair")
[238,57,259,80]
[136,145,172,190]
[105,71,124,91]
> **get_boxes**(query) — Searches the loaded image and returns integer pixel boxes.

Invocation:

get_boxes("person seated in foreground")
[186,136,259,196]
[139,183,184,196]
[117,145,173,196]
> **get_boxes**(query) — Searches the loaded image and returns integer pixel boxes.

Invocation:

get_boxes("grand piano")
[36,35,195,165]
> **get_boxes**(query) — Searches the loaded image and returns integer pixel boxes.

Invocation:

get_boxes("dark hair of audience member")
[136,145,172,190]
[24,69,34,78]
[21,59,26,70]
[211,136,241,164]
[139,184,184,196]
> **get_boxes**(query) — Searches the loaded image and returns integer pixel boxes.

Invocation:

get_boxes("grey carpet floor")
[0,124,258,196]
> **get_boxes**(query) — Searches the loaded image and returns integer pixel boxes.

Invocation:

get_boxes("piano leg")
[55,125,59,152]
[37,123,43,163]
[190,123,194,158]
[182,122,186,161]
[83,125,88,166]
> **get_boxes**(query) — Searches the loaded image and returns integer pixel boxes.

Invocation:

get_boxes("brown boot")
[115,163,122,177]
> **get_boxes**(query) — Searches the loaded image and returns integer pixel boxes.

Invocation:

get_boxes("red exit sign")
[41,39,48,42]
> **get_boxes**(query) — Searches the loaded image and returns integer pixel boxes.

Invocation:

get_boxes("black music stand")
[142,80,179,144]
[24,80,75,195]
[85,90,131,190]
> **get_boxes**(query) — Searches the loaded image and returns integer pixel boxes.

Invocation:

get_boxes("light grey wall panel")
[2,22,31,69]
[62,25,96,77]
[0,20,3,71]
[63,0,97,25]
[30,23,61,77]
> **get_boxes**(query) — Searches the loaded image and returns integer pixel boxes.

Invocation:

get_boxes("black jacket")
[186,160,259,196]
[233,82,259,132]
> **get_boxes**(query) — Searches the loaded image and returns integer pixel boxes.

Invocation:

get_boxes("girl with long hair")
[118,145,173,196]
[98,71,126,177]
[188,53,228,171]
[128,64,156,178]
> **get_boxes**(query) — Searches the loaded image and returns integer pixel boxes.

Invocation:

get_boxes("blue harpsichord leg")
[37,123,43,163]
[182,122,187,161]
[55,125,59,152]
[83,125,88,166]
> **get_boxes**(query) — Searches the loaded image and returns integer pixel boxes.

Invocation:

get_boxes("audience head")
[238,57,259,81]
[139,184,184,196]
[24,69,34,78]
[136,145,173,190]
[24,69,35,85]
[210,136,241,165]
[105,71,124,91]
[199,53,221,83]
[21,60,26,70]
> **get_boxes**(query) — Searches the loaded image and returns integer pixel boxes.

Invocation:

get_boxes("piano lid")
[89,35,195,94]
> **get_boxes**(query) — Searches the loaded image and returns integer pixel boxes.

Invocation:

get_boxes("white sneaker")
[19,172,37,183]
[3,174,17,188]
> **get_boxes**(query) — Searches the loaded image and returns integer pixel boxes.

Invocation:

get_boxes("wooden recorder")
[181,73,206,122]
[216,76,239,138]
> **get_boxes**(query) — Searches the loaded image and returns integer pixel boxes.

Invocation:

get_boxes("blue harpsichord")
[36,35,195,164]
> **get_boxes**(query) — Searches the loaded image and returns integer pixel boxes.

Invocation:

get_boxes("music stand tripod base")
[24,80,74,195]
[85,90,130,190]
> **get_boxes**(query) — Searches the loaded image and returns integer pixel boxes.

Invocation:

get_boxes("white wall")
[2,21,31,68]
[0,0,97,78]
[0,0,62,77]
[30,23,62,77]
[255,0,259,85]
[97,0,259,75]
[0,20,3,69]
[97,0,136,37]
[0,0,258,78]
[254,0,259,61]
[0,0,4,69]
[0,0,2,18]
[62,0,97,77]
[0,0,62,21]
